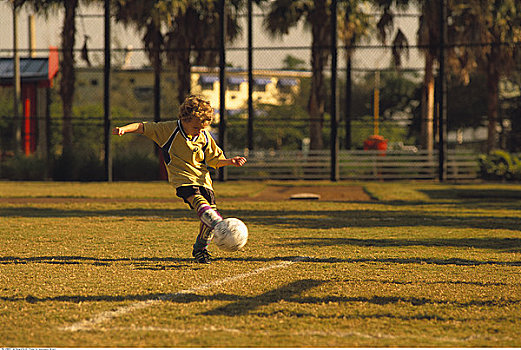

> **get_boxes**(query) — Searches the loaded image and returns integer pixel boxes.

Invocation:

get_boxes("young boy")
[112,95,247,264]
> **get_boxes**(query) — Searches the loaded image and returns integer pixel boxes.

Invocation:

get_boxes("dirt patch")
[225,185,372,202]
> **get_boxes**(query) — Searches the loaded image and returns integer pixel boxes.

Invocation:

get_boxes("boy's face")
[183,118,211,137]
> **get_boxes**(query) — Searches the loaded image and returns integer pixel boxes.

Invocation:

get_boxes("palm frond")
[391,28,409,68]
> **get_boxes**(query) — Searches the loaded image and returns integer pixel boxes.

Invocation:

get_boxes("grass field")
[1,180,521,347]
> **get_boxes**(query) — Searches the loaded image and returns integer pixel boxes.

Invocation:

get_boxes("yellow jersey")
[143,120,226,190]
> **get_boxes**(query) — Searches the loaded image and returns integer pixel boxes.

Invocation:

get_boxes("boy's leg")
[189,194,223,229]
[176,186,223,263]
[190,199,222,263]
[191,201,222,251]
[176,186,223,229]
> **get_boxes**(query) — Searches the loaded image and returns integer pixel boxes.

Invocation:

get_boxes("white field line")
[61,256,307,332]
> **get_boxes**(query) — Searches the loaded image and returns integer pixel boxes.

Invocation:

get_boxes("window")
[227,77,245,91]
[253,77,271,92]
[199,76,219,91]
[201,82,214,91]
[277,78,298,93]
[133,86,153,99]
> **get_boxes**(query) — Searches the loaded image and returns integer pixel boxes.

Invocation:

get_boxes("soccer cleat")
[192,249,212,264]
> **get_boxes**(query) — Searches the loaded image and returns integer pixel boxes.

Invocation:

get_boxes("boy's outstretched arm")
[112,122,144,135]
[216,156,247,168]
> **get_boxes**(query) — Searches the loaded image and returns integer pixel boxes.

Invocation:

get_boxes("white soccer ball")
[213,218,248,252]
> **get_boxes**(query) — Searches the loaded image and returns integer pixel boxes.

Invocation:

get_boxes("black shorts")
[176,185,216,209]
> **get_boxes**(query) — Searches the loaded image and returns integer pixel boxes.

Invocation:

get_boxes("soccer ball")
[213,218,248,252]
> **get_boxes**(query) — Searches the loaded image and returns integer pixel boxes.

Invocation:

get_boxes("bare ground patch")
[225,185,372,202]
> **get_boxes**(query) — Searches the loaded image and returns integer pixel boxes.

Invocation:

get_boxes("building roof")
[228,76,246,85]
[253,77,272,85]
[199,75,219,84]
[277,78,298,86]
[0,47,59,85]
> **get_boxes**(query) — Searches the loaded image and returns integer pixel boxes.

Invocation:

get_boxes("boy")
[112,95,247,264]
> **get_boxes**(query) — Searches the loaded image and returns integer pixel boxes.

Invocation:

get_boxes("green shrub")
[479,150,521,181]
[113,153,161,181]
[0,151,162,182]
[0,155,48,180]
[52,147,105,181]
[511,157,521,181]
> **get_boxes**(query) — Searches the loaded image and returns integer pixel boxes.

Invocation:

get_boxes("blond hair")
[178,95,214,123]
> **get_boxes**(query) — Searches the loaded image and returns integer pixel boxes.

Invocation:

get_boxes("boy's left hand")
[230,156,247,167]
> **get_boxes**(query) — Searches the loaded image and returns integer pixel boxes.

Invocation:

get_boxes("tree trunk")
[486,59,500,153]
[166,13,192,105]
[175,36,191,105]
[60,0,78,152]
[421,53,435,153]
[307,0,330,150]
[307,44,326,150]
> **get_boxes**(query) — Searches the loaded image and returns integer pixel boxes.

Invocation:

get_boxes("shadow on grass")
[4,278,519,324]
[353,199,521,212]
[0,292,238,304]
[0,207,190,219]
[344,278,511,287]
[282,237,521,251]
[253,310,514,322]
[289,294,521,308]
[1,206,519,232]
[202,279,325,316]
[0,255,195,270]
[237,209,520,232]
[1,254,520,269]
[420,188,521,200]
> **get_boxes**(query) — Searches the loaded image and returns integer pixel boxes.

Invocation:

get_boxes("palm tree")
[18,0,82,153]
[113,0,182,104]
[114,0,244,105]
[372,0,451,154]
[373,0,410,66]
[164,0,243,104]
[113,0,185,179]
[338,0,372,149]
[415,1,438,152]
[263,0,406,150]
[415,0,475,153]
[60,0,78,151]
[338,1,372,63]
[450,0,521,152]
[263,0,331,150]
[113,0,176,130]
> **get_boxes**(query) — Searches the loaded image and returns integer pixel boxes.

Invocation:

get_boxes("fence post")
[345,56,352,150]
[438,0,448,182]
[104,0,112,182]
[330,0,339,181]
[247,0,254,151]
[218,0,227,182]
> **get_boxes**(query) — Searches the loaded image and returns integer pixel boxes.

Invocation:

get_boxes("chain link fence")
[0,2,520,180]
